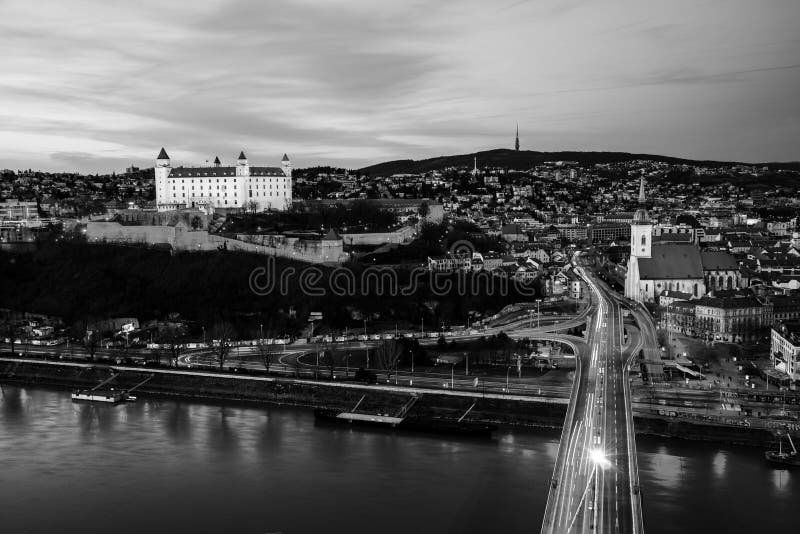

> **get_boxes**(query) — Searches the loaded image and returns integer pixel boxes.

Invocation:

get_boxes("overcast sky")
[1,0,798,173]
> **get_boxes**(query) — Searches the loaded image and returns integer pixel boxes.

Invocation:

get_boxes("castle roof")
[169,166,283,178]
[282,153,290,162]
[213,156,221,165]
[157,147,170,160]
[238,151,247,160]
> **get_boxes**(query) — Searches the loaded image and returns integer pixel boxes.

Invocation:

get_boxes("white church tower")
[631,176,652,259]
[625,176,653,301]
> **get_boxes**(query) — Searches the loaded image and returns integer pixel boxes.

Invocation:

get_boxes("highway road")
[541,261,644,534]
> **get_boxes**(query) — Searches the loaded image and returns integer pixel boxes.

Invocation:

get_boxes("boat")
[71,388,128,403]
[764,430,800,468]
[71,374,153,404]
[314,395,497,438]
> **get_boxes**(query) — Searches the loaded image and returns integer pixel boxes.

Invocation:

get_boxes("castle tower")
[281,153,292,177]
[630,175,652,259]
[515,124,519,151]
[155,147,171,210]
[236,150,249,177]
[213,156,221,167]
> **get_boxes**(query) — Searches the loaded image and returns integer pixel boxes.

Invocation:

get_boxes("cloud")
[0,0,798,173]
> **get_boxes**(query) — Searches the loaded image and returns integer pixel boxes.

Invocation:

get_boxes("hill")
[358,148,800,176]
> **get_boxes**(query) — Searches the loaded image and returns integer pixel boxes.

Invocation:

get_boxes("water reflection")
[0,386,796,534]
[712,450,727,479]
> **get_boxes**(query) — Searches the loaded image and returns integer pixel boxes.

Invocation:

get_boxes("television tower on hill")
[515,124,520,151]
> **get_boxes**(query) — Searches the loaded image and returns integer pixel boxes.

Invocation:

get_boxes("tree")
[72,317,100,362]
[244,200,258,215]
[321,342,340,379]
[159,324,186,368]
[84,329,99,362]
[417,201,430,219]
[190,215,203,230]
[0,314,19,357]
[210,320,237,371]
[374,339,402,381]
[255,337,275,373]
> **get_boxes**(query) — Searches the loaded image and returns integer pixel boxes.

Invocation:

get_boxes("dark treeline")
[0,243,536,338]
[221,199,399,234]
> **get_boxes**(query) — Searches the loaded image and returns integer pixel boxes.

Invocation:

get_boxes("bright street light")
[589,448,610,469]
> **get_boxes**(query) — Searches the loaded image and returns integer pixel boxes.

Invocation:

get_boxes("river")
[0,386,794,533]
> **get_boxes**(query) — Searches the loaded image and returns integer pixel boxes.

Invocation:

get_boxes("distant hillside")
[358,148,800,176]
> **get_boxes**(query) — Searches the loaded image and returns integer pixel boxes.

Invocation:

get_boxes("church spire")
[638,175,646,205]
[515,123,519,151]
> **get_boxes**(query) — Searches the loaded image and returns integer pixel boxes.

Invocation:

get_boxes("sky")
[1,0,798,173]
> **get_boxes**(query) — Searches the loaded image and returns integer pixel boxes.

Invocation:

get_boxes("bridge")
[541,260,644,533]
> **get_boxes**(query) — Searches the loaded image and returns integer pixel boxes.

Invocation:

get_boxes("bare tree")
[1,315,18,357]
[321,342,340,379]
[71,317,100,362]
[255,337,275,373]
[210,320,237,371]
[84,330,99,362]
[374,339,402,381]
[159,324,186,368]
[243,200,258,215]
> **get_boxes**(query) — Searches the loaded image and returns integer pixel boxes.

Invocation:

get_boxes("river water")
[0,386,794,534]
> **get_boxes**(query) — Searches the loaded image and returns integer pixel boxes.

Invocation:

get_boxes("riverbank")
[0,358,780,446]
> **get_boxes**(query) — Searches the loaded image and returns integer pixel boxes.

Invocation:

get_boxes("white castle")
[154,148,292,212]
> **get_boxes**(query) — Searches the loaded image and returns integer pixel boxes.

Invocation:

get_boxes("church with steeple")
[624,177,743,304]
[154,148,292,212]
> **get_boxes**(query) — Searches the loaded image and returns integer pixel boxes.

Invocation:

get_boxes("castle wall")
[85,222,346,265]
[340,226,416,246]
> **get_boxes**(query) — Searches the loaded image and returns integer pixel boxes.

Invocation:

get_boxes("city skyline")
[1,0,799,173]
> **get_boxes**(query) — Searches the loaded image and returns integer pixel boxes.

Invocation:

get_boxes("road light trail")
[541,254,644,534]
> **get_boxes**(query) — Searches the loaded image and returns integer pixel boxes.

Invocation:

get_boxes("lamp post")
[536,299,541,328]
[506,366,511,392]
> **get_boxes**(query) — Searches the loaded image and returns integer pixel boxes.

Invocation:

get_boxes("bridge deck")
[541,262,644,534]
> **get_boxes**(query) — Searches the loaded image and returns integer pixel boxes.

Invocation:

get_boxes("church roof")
[700,250,739,271]
[653,233,692,244]
[637,244,704,280]
[157,147,169,160]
